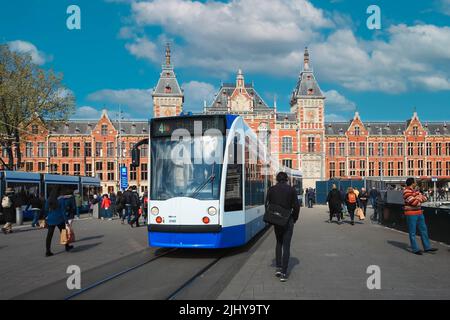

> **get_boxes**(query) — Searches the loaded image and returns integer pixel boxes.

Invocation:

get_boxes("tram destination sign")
[151,116,226,138]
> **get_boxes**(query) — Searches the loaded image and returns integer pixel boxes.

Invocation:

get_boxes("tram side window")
[225,135,243,212]
[245,136,265,209]
[6,182,40,205]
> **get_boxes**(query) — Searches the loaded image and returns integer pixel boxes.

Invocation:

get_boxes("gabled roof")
[152,44,183,97]
[206,82,272,113]
[291,48,324,100]
[276,112,297,122]
[325,121,450,136]
[152,66,183,97]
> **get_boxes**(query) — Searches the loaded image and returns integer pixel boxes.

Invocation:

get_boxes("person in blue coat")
[45,187,74,257]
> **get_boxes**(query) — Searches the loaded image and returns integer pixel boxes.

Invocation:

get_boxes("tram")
[0,171,101,221]
[132,114,302,249]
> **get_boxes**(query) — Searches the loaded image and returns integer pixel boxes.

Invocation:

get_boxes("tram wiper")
[189,163,216,199]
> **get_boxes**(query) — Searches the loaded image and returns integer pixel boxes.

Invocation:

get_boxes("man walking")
[128,186,141,227]
[369,187,378,209]
[122,187,133,224]
[265,172,300,282]
[74,190,82,219]
[307,188,315,208]
[358,188,369,216]
[403,178,438,255]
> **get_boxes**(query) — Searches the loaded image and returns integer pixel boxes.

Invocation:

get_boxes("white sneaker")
[108,218,112,221]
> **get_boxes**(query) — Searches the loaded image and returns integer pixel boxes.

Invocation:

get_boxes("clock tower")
[290,47,326,189]
[152,43,184,118]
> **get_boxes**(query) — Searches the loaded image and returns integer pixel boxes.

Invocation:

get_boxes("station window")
[62,163,70,175]
[62,143,69,157]
[339,143,345,157]
[101,125,108,136]
[74,163,81,176]
[38,162,46,172]
[141,163,148,181]
[25,162,33,172]
[282,159,292,168]
[73,143,81,158]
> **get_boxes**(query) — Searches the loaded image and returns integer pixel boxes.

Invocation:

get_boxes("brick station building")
[1,46,450,192]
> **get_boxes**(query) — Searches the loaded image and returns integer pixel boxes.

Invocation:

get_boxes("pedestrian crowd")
[0,185,149,257]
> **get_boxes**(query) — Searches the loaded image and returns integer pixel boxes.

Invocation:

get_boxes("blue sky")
[1,0,450,122]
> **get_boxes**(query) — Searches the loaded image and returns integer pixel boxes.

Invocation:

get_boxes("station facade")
[1,46,450,191]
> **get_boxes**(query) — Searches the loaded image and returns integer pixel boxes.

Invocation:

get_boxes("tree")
[0,44,75,169]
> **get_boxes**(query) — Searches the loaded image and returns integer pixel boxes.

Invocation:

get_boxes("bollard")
[16,207,23,225]
[93,202,100,219]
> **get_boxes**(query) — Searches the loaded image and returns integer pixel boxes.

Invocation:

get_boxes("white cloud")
[72,106,103,119]
[312,24,450,93]
[125,0,332,74]
[87,88,153,116]
[116,0,450,93]
[438,0,450,15]
[125,37,159,63]
[324,90,356,112]
[325,113,348,122]
[7,40,50,65]
[181,81,217,113]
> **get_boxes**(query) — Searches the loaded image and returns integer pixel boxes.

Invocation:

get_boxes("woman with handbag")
[264,172,300,282]
[44,187,74,257]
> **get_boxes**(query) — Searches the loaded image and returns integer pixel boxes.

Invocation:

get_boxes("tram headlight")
[151,207,159,216]
[207,206,217,216]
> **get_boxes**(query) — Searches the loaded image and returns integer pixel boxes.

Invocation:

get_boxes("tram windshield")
[151,135,223,200]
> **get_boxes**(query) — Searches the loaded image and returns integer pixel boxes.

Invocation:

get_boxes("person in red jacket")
[101,194,112,221]
[403,178,438,255]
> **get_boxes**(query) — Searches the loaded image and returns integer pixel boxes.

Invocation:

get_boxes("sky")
[1,0,450,122]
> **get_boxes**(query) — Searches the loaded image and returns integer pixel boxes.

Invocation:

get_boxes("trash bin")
[93,202,100,219]
[16,207,23,225]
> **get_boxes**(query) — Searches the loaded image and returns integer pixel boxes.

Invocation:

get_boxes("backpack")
[2,196,12,208]
[348,193,357,204]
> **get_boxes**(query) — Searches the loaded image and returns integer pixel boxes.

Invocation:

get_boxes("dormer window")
[307,88,314,95]
[164,85,172,93]
[75,127,81,134]
[355,126,360,136]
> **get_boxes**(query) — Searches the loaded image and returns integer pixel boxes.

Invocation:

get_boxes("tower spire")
[303,46,310,71]
[165,42,171,66]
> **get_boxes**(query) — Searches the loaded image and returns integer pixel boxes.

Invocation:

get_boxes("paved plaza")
[219,206,450,300]
[1,207,449,300]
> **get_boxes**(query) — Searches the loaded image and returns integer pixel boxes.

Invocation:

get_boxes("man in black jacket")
[265,172,300,282]
[128,186,141,227]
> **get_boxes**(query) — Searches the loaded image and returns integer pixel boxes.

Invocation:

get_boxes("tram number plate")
[168,216,177,224]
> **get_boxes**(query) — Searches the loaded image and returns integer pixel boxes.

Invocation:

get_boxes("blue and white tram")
[133,114,274,248]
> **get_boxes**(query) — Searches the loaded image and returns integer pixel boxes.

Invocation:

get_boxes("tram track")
[56,225,271,300]
[64,247,179,300]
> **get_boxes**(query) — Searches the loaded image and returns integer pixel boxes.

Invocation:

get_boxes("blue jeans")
[102,208,112,219]
[406,214,431,252]
[76,206,80,219]
[31,209,40,227]
[370,197,376,208]
[123,205,132,223]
